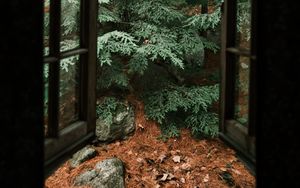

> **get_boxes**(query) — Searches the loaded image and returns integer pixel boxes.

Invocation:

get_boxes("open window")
[220,0,256,167]
[43,0,97,166]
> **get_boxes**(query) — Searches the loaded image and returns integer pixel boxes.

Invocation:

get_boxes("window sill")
[44,121,91,166]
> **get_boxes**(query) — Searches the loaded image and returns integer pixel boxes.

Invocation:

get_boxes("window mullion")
[47,0,61,138]
[221,0,238,131]
[248,0,257,137]
[79,0,97,132]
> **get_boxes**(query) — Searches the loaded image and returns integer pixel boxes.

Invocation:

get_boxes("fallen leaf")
[160,173,168,181]
[173,155,181,163]
[167,173,175,180]
[232,168,242,175]
[173,166,180,172]
[200,166,207,171]
[203,174,209,182]
[137,123,145,130]
[241,62,249,69]
[127,150,133,155]
[137,158,143,163]
[180,177,186,183]
[151,169,159,180]
[158,154,167,163]
[146,167,153,172]
[180,163,192,171]
[220,167,227,172]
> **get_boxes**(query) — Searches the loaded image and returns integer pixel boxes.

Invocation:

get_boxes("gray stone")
[69,146,97,168]
[74,158,125,188]
[96,103,135,142]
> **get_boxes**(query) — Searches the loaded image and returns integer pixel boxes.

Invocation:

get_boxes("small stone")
[69,146,97,168]
[95,101,135,142]
[74,158,125,188]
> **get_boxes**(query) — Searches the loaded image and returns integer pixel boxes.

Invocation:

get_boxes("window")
[220,0,256,166]
[43,0,97,165]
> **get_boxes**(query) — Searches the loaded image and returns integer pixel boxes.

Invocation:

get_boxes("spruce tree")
[97,0,222,139]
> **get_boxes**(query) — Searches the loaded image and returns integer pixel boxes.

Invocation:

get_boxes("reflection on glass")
[61,0,80,52]
[44,64,49,135]
[234,56,250,126]
[236,0,251,49]
[59,55,80,130]
[44,0,50,56]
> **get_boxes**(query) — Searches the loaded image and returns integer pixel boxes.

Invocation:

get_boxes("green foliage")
[97,0,222,89]
[158,122,181,141]
[184,7,221,30]
[237,0,251,41]
[96,97,124,125]
[185,111,218,137]
[43,0,81,119]
[97,0,222,139]
[99,6,121,23]
[144,84,219,138]
[97,62,129,90]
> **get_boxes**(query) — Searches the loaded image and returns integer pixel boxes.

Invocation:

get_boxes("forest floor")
[45,47,255,188]
[45,93,255,188]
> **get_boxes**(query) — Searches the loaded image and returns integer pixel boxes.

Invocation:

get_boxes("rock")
[96,102,135,142]
[69,146,97,168]
[74,158,125,188]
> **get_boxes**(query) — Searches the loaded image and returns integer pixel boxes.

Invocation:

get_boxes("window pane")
[44,64,49,135]
[44,0,50,56]
[236,0,251,49]
[234,56,250,126]
[59,55,80,130]
[60,0,80,52]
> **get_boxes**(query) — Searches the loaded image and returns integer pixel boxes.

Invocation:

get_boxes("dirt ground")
[45,95,255,188]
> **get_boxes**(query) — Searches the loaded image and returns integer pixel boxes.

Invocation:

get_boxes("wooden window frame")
[219,0,257,167]
[43,0,97,166]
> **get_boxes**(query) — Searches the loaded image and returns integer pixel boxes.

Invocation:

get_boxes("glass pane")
[44,0,50,56]
[59,55,80,130]
[60,0,80,52]
[44,64,49,135]
[234,56,250,125]
[236,0,251,49]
